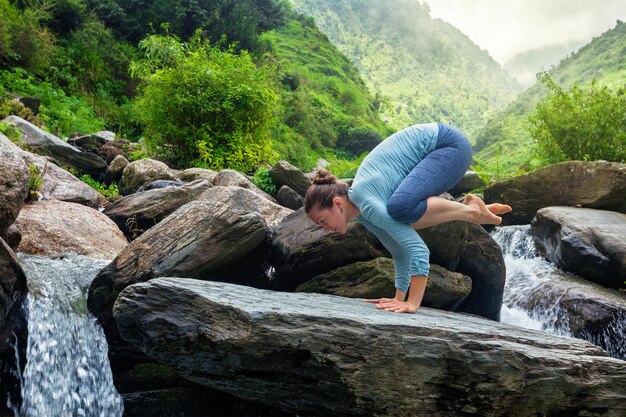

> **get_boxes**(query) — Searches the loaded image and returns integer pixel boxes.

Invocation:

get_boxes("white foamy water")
[15,254,124,417]
[492,225,626,358]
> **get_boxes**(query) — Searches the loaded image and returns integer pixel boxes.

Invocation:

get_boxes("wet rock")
[484,161,626,225]
[13,200,128,259]
[531,206,626,289]
[296,258,472,311]
[119,158,178,195]
[275,185,304,210]
[114,278,626,417]
[269,160,312,197]
[104,180,212,240]
[2,115,108,177]
[136,180,183,193]
[4,225,21,252]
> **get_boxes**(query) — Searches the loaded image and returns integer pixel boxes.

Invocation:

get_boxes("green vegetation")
[251,166,277,195]
[131,32,279,172]
[529,74,626,164]
[77,174,120,198]
[474,20,626,177]
[289,0,521,136]
[27,163,43,201]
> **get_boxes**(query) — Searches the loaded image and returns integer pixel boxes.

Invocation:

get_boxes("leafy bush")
[337,127,382,156]
[529,74,626,164]
[132,33,280,172]
[78,173,120,198]
[251,166,277,195]
[0,99,42,126]
[27,164,43,202]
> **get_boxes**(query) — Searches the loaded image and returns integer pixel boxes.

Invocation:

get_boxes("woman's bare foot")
[486,203,512,215]
[463,194,503,225]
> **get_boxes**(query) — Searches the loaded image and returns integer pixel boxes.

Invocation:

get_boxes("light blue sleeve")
[358,200,430,292]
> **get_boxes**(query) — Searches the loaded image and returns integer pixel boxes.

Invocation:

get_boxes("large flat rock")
[114,278,626,417]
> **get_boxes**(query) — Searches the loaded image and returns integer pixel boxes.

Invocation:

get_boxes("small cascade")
[492,225,626,359]
[15,254,123,417]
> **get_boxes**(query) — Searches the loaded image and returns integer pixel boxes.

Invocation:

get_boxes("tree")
[131,32,279,172]
[529,73,626,164]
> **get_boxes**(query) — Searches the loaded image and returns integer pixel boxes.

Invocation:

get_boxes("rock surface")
[213,169,275,202]
[13,200,128,259]
[484,161,626,225]
[0,142,29,237]
[0,133,106,208]
[269,160,312,197]
[119,158,179,195]
[104,179,212,239]
[114,278,626,417]
[531,207,626,289]
[198,186,292,229]
[270,209,387,290]
[419,222,506,321]
[88,200,268,350]
[2,115,108,176]
[178,167,218,184]
[104,154,129,185]
[296,258,472,311]
[275,185,304,210]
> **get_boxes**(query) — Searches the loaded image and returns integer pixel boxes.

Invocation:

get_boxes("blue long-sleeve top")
[347,123,439,292]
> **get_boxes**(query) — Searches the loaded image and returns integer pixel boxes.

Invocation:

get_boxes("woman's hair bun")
[312,168,337,185]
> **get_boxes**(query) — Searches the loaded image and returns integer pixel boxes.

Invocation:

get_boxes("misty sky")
[426,0,626,64]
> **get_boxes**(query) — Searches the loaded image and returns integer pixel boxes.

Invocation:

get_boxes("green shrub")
[27,163,43,201]
[337,127,382,156]
[132,32,280,172]
[529,74,626,164]
[78,173,120,198]
[0,98,43,126]
[251,166,277,195]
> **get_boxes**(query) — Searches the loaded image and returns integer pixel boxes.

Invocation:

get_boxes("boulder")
[104,154,129,185]
[270,208,388,291]
[0,238,28,409]
[198,186,292,229]
[296,258,472,311]
[5,225,21,252]
[531,207,626,289]
[2,115,108,177]
[68,133,112,153]
[419,221,506,321]
[268,160,312,197]
[88,200,268,350]
[178,168,218,184]
[275,185,304,210]
[136,180,184,193]
[449,170,486,196]
[119,158,178,195]
[104,179,212,239]
[0,132,106,208]
[13,200,128,259]
[213,169,276,202]
[0,143,29,236]
[114,278,626,417]
[484,161,626,225]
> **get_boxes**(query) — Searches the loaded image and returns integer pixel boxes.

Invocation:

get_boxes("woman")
[304,123,511,314]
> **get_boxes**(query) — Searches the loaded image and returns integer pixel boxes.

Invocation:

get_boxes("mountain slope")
[289,0,522,137]
[474,20,626,177]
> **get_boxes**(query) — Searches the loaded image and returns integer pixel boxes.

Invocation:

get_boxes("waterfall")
[14,254,123,417]
[492,225,626,359]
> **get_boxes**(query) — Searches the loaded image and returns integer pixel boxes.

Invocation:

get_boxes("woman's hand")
[363,298,419,313]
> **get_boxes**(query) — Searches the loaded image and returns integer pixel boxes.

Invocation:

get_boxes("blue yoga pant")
[386,123,473,223]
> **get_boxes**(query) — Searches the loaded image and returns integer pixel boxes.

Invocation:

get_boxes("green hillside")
[474,20,626,178]
[289,0,522,137]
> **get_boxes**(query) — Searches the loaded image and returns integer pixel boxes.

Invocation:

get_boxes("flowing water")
[13,254,124,417]
[493,225,626,359]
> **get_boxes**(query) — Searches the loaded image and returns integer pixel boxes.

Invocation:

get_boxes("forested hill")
[473,20,626,177]
[289,0,522,137]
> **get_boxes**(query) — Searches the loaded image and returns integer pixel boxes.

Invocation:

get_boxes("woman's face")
[309,202,348,234]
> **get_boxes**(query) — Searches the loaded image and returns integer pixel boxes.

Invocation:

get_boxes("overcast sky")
[425,0,626,64]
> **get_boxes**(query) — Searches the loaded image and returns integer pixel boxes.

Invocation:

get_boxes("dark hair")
[304,168,349,213]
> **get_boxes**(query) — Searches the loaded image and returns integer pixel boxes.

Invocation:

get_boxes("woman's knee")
[386,194,427,223]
